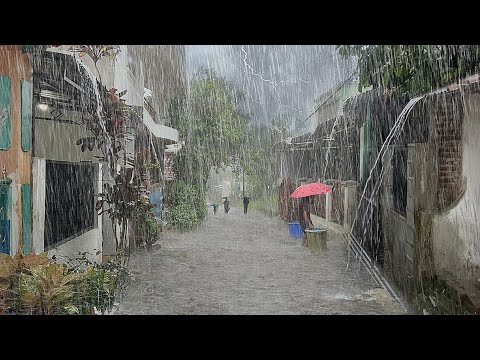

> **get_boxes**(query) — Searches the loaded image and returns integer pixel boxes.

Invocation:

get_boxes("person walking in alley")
[212,203,219,214]
[243,196,250,214]
[223,197,230,213]
[298,196,314,245]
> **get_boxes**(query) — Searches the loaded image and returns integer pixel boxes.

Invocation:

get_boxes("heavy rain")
[0,44,479,315]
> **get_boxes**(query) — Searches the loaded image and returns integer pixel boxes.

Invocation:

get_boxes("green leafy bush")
[67,252,130,315]
[167,204,198,230]
[18,263,82,315]
[141,213,162,248]
[0,251,130,315]
[132,196,162,249]
[165,180,207,230]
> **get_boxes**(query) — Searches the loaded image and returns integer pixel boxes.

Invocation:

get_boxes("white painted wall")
[8,172,19,256]
[325,190,332,222]
[31,157,46,253]
[101,166,122,257]
[343,185,357,231]
[432,93,480,291]
[48,227,102,264]
[222,181,232,198]
[114,46,144,107]
[34,109,103,163]
[143,107,179,142]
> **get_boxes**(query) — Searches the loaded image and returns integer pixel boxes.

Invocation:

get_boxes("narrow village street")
[116,207,406,315]
[3,45,480,317]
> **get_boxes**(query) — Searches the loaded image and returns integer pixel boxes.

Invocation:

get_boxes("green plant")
[69,45,120,84]
[66,251,131,315]
[66,46,141,263]
[338,45,480,96]
[249,192,279,217]
[165,180,207,230]
[0,252,52,314]
[76,86,135,177]
[141,213,162,249]
[169,68,249,188]
[96,168,156,260]
[0,251,130,315]
[0,253,16,313]
[74,266,115,314]
[17,263,83,315]
[167,204,198,230]
[124,190,161,250]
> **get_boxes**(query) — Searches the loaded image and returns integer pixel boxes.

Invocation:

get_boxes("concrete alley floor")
[115,207,407,315]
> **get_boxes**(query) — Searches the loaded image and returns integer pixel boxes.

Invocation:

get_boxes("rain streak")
[0,45,479,315]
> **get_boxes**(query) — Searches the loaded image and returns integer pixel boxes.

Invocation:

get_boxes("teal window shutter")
[21,184,31,254]
[0,178,12,254]
[0,75,11,150]
[21,80,32,152]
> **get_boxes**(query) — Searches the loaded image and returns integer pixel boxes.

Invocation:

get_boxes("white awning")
[142,107,179,143]
[165,142,183,154]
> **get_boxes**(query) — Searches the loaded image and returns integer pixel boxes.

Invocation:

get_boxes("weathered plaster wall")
[0,45,32,255]
[31,157,45,253]
[431,93,480,292]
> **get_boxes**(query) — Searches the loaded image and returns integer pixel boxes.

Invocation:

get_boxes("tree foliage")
[338,45,480,96]
[170,68,250,186]
[239,123,278,198]
[166,180,207,223]
[166,69,250,228]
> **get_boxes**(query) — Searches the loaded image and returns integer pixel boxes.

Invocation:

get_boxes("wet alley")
[3,45,480,316]
[115,207,406,315]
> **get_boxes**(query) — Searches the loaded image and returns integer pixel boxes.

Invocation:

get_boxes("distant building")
[314,78,364,126]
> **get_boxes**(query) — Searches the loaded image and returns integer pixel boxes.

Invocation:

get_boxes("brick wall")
[430,93,464,209]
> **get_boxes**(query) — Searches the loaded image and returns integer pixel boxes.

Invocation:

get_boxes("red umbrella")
[290,182,331,198]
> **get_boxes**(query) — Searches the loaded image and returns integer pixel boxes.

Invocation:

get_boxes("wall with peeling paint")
[432,93,480,293]
[0,46,32,255]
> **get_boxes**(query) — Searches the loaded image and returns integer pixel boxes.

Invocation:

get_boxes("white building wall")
[8,172,20,256]
[31,157,46,253]
[431,93,480,291]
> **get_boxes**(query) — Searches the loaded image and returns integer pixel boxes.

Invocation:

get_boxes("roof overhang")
[271,132,314,152]
[33,49,99,113]
[142,106,179,144]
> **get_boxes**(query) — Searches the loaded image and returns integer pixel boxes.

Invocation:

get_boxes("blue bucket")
[288,221,303,238]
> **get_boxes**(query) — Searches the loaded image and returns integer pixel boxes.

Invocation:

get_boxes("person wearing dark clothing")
[298,196,314,243]
[223,197,230,213]
[243,196,250,214]
[212,203,219,214]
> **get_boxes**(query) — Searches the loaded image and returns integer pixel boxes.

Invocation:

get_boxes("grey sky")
[185,45,355,134]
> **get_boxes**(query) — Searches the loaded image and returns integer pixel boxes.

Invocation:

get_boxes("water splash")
[321,116,341,181]
[348,95,425,263]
